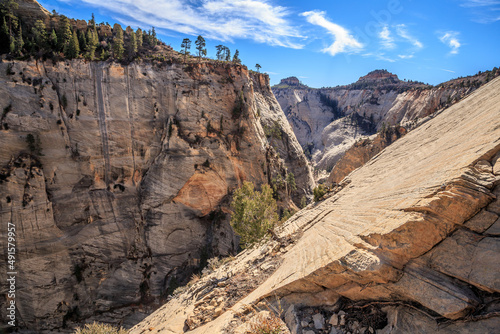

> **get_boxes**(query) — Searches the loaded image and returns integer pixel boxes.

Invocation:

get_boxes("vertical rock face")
[0,59,313,331]
[273,70,498,171]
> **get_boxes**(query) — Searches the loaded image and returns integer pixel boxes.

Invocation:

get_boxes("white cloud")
[460,0,500,7]
[395,24,423,49]
[441,68,456,73]
[59,0,304,49]
[379,25,395,49]
[362,52,396,62]
[398,54,414,59]
[460,0,500,23]
[439,32,461,54]
[301,10,363,56]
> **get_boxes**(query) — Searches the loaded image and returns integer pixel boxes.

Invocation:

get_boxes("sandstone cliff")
[0,58,313,331]
[131,76,500,334]
[273,69,498,172]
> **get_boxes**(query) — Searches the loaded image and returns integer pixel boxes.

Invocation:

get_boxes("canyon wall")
[273,70,497,172]
[0,59,313,331]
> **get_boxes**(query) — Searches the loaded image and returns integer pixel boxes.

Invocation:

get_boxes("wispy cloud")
[379,25,395,49]
[398,54,414,59]
[395,24,423,49]
[441,68,456,73]
[58,0,305,49]
[301,10,363,56]
[362,52,396,62]
[460,0,500,23]
[461,0,500,7]
[439,31,461,54]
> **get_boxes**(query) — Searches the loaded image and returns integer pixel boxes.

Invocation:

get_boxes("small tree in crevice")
[231,181,278,249]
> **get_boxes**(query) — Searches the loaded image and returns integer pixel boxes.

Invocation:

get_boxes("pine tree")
[180,38,191,62]
[78,30,87,52]
[224,46,231,61]
[135,28,143,48]
[151,27,157,45]
[9,34,15,53]
[0,0,19,36]
[100,49,109,60]
[215,45,224,61]
[232,49,241,64]
[126,30,137,58]
[0,17,9,53]
[66,29,80,59]
[49,29,57,49]
[255,64,261,72]
[112,24,124,60]
[32,19,47,49]
[90,13,96,29]
[195,35,206,62]
[58,16,72,53]
[86,28,98,60]
[14,25,23,55]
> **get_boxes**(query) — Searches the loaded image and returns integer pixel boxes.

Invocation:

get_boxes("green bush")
[300,196,307,208]
[73,322,127,334]
[263,120,283,140]
[231,181,279,248]
[313,184,328,202]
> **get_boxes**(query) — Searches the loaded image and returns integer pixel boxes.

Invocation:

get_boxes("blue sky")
[38,0,500,87]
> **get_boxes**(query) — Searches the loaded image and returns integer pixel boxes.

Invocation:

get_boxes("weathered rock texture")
[327,126,406,185]
[0,59,313,331]
[131,76,500,334]
[273,70,498,171]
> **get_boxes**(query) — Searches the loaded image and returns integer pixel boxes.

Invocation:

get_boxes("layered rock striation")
[132,76,500,334]
[0,59,313,331]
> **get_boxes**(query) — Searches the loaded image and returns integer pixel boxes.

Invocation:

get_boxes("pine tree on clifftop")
[195,35,206,62]
[136,28,143,48]
[32,20,47,50]
[181,38,191,62]
[13,25,23,55]
[126,29,137,58]
[113,23,124,60]
[86,28,98,60]
[66,30,79,59]
[233,49,241,64]
[0,17,9,53]
[58,16,72,53]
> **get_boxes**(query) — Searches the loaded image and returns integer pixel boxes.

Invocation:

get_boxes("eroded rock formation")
[0,59,313,331]
[273,70,498,172]
[131,76,500,334]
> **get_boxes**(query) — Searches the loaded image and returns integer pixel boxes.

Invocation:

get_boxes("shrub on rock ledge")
[231,181,279,249]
